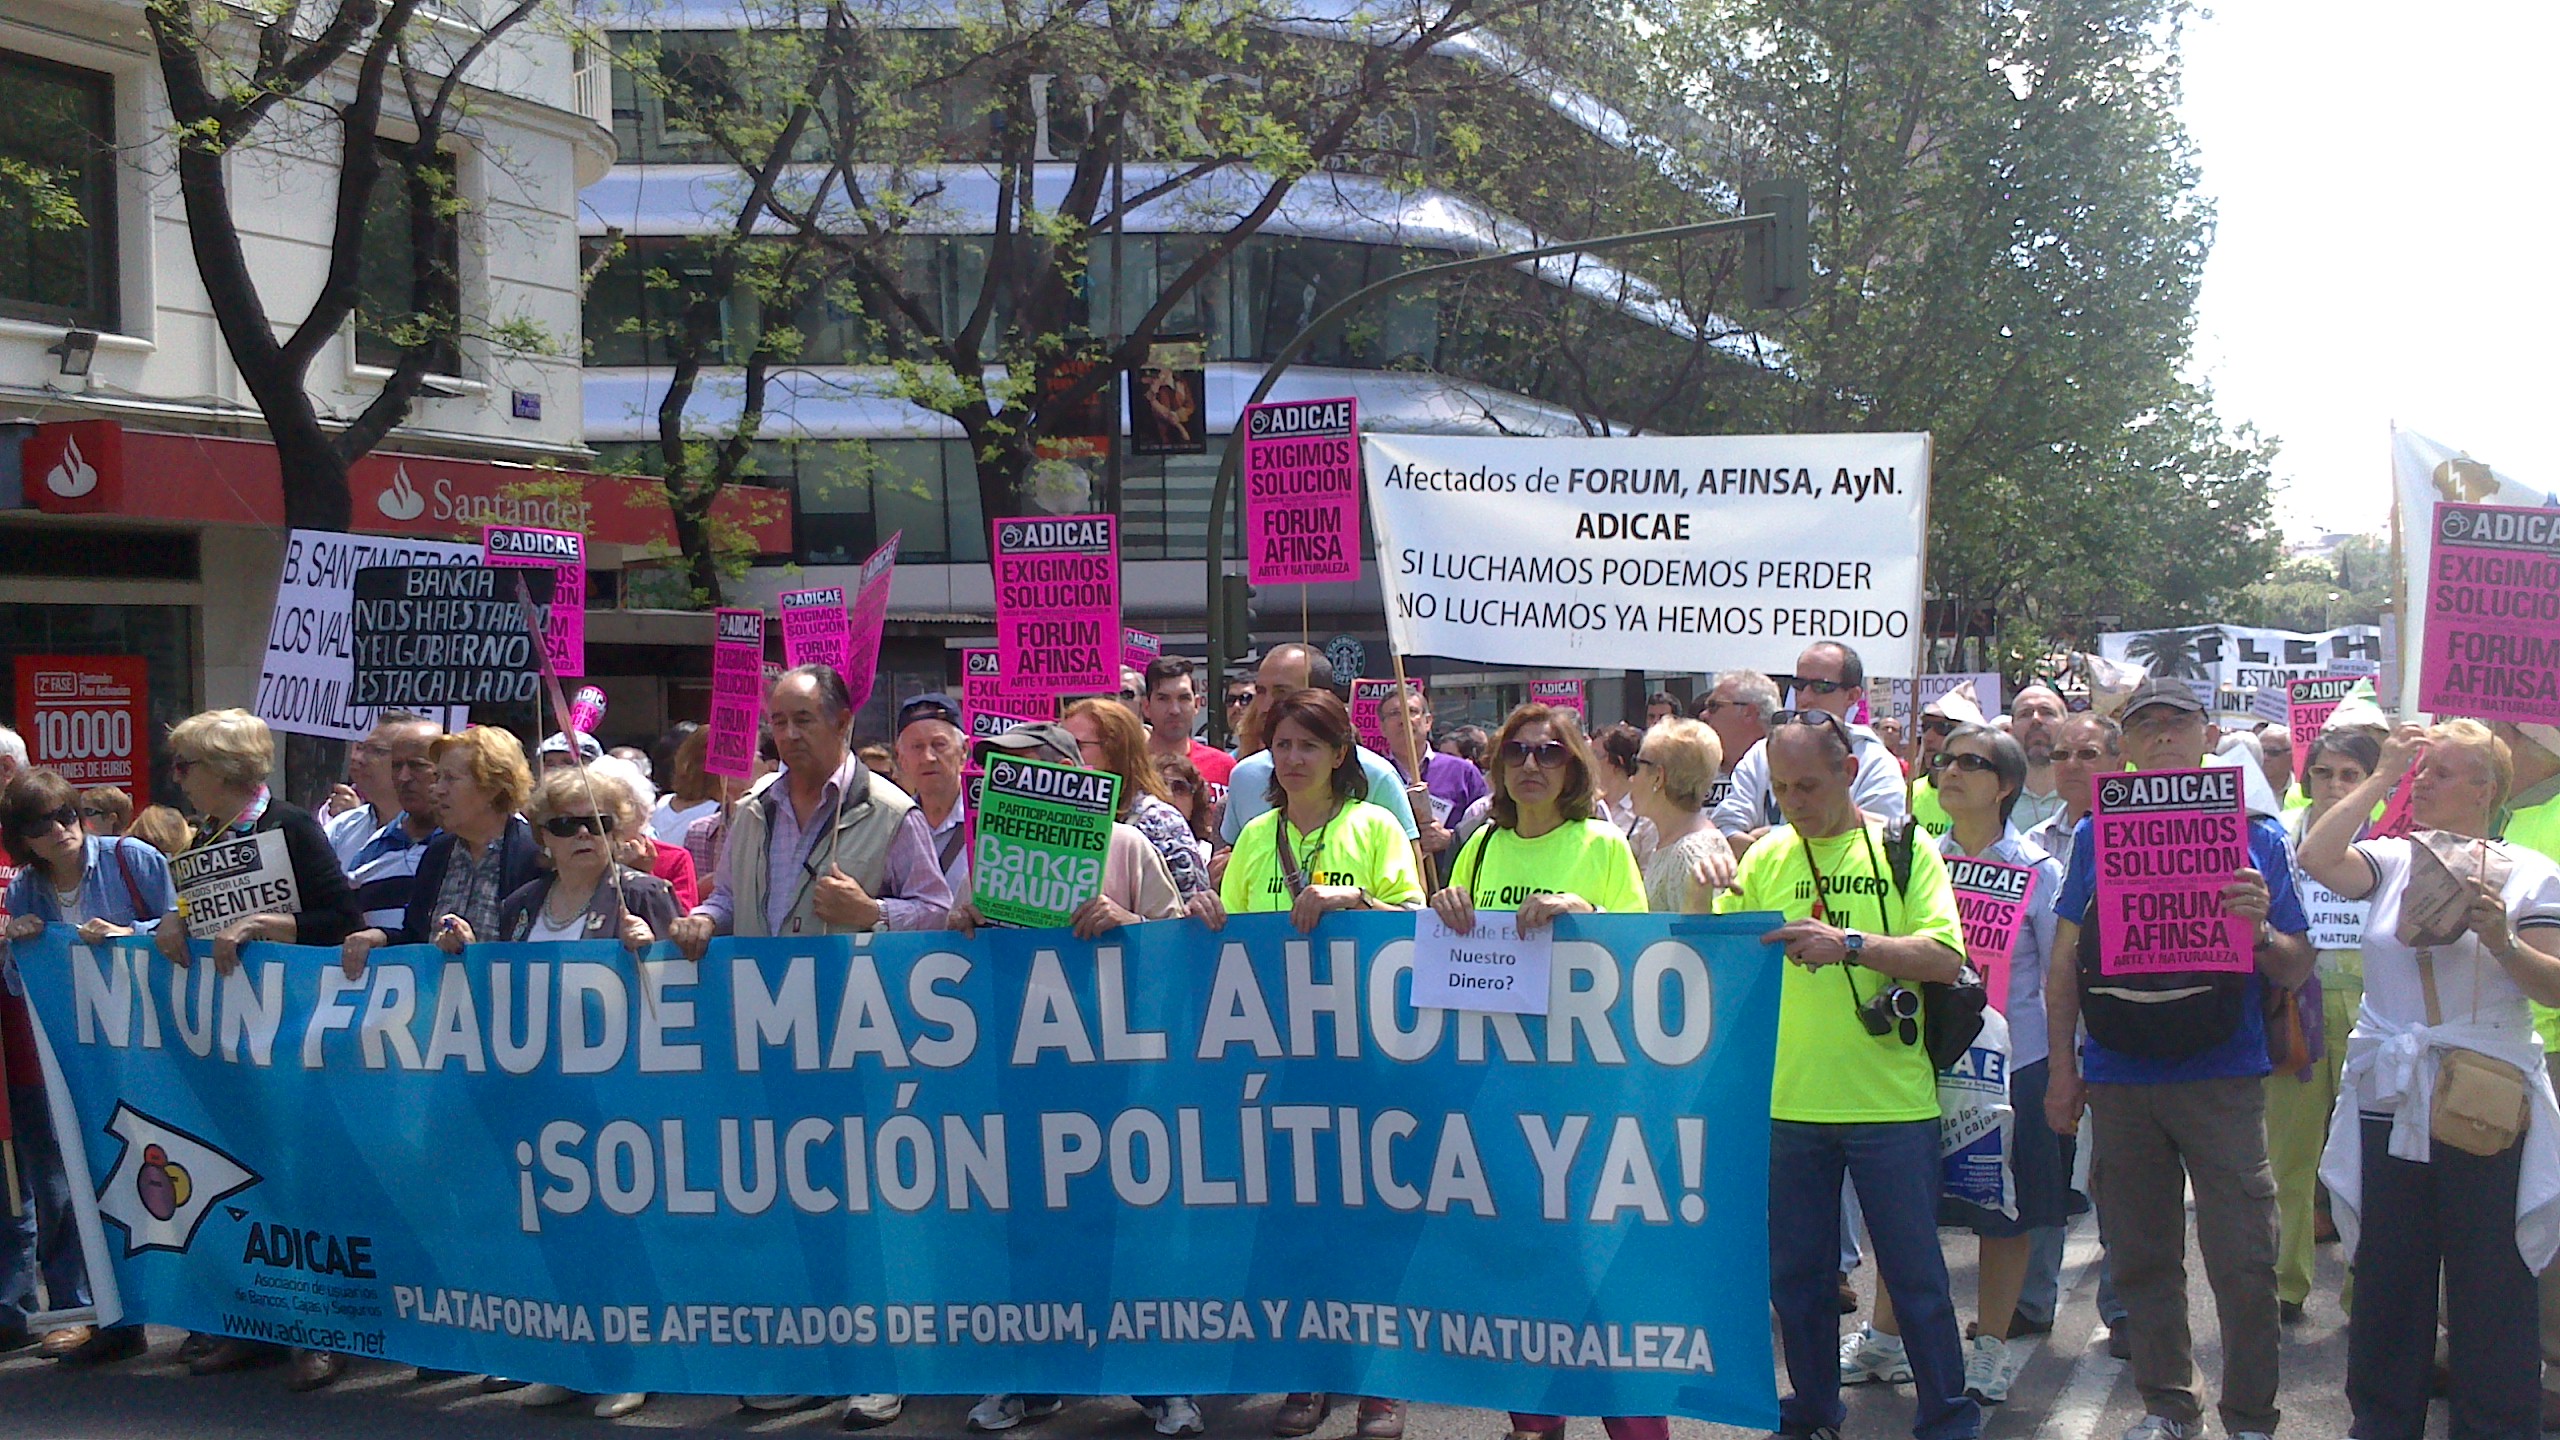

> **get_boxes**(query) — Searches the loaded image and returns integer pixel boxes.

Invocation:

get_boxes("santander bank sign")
[366,459,592,534]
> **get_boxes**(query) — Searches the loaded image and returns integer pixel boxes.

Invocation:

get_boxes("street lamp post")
[1200,190,1805,741]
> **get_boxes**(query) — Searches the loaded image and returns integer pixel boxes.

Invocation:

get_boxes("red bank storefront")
[0,420,790,791]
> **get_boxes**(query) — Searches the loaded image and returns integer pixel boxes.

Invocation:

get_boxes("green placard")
[971,754,1122,927]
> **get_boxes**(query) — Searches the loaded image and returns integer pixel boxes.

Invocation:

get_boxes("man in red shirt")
[1140,657,1235,802]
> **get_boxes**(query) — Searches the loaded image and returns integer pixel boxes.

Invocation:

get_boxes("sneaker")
[842,1394,909,1429]
[969,1395,1064,1432]
[1963,1333,2015,1405]
[1148,1397,1207,1437]
[517,1384,582,1407]
[1838,1324,1911,1385]
[2120,1418,2195,1440]
[594,1393,649,1418]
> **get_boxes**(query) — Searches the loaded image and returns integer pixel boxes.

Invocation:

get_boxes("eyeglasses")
[1166,778,1197,795]
[541,813,617,838]
[1918,716,1957,737]
[1501,739,1571,770]
[12,805,80,839]
[1928,751,1997,774]
[2051,746,2112,765]
[1793,677,1853,696]
[1226,691,1255,706]
[1118,689,1142,702]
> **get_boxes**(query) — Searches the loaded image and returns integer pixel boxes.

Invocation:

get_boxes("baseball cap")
[897,693,961,734]
[2120,676,2204,718]
[537,730,605,762]
[974,721,1081,769]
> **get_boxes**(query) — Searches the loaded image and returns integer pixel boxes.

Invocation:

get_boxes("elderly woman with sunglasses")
[0,769,175,1366]
[485,766,679,949]
[1426,704,1654,1440]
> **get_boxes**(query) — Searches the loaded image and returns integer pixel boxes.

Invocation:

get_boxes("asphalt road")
[0,1214,2390,1439]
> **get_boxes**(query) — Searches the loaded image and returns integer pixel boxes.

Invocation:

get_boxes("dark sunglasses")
[12,805,80,838]
[1928,751,1997,773]
[2051,746,2112,765]
[1918,716,1957,736]
[541,813,617,838]
[1792,677,1853,696]
[1771,708,1848,735]
[1501,739,1571,770]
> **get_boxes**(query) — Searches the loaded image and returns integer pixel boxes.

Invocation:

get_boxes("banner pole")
[1389,650,1439,893]
[2387,422,2410,722]
[4,1138,20,1219]
[1301,585,1310,644]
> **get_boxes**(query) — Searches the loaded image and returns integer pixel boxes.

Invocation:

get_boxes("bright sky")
[2180,1,2559,541]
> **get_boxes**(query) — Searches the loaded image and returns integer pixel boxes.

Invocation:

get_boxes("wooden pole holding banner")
[1901,432,1937,799]
[1389,650,1440,892]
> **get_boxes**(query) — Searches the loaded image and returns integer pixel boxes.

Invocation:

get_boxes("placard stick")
[1390,649,1439,893]
[513,576,636,938]
[1301,584,1310,643]
[4,1138,20,1219]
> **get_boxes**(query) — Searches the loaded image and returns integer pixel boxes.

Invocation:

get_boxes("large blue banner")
[18,912,1779,1426]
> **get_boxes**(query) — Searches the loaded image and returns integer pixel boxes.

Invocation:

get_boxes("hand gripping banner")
[18,914,1781,1426]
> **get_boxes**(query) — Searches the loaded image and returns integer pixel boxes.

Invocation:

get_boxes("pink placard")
[991,514,1117,694]
[837,532,901,712]
[706,607,765,779]
[1122,627,1161,672]
[2285,675,2357,775]
[1350,678,1402,753]
[778,587,851,672]
[483,525,585,677]
[2092,766,2254,976]
[1243,397,1360,584]
[1945,855,2037,1013]
[1529,679,1586,721]
[2419,502,2560,724]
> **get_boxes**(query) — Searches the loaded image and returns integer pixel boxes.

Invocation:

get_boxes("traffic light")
[1219,574,1257,667]
[1741,179,1808,310]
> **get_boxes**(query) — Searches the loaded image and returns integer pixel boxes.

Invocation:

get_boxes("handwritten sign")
[2286,676,2357,775]
[840,531,901,712]
[992,515,1118,695]
[172,832,302,939]
[258,530,478,740]
[972,755,1120,928]
[349,566,554,708]
[1945,855,2036,1013]
[482,525,585,677]
[706,608,765,780]
[1529,679,1587,721]
[2092,766,2253,976]
[2418,502,2560,724]
[1409,909,1554,1016]
[1243,397,1360,585]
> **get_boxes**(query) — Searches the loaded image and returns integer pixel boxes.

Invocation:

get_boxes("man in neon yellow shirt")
[1719,713,1979,1440]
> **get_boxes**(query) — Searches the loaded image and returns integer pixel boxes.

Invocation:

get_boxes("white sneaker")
[1838,1323,1911,1384]
[1962,1333,2015,1405]
[844,1394,909,1429]
[594,1392,648,1418]
[2121,1418,2196,1440]
[516,1383,582,1407]
[967,1395,1060,1431]
[1148,1396,1207,1436]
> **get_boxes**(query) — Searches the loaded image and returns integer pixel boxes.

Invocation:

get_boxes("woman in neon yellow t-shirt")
[1203,687,1422,933]
[1425,701,1651,1440]
[1429,702,1647,933]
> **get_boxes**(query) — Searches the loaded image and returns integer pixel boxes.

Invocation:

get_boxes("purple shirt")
[700,756,954,934]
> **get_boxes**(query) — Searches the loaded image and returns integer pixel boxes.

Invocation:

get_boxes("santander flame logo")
[377,464,426,521]
[45,434,98,498]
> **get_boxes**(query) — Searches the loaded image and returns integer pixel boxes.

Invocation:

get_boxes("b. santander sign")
[20,421,789,552]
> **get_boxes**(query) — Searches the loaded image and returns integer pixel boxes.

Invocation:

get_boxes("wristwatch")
[1842,930,1867,965]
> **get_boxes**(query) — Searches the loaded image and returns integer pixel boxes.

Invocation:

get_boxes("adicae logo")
[376,464,427,521]
[44,434,98,498]
[2100,778,2132,809]
[999,524,1024,550]
[94,1103,260,1256]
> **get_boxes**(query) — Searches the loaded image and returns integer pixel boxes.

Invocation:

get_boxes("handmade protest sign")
[170,833,301,939]
[483,525,585,677]
[23,914,1782,1422]
[840,532,903,711]
[1410,909,1555,1016]
[2417,502,2560,724]
[1364,432,1927,675]
[972,755,1120,928]
[1528,680,1587,721]
[1944,856,2036,1013]
[2091,767,2253,976]
[992,515,1118,695]
[706,608,765,779]
[349,566,554,708]
[259,530,477,739]
[1245,397,1360,585]
[2286,676,2357,773]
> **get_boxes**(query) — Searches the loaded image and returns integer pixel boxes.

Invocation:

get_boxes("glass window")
[0,51,118,331]
[0,602,194,804]
[354,137,461,373]
[875,439,949,559]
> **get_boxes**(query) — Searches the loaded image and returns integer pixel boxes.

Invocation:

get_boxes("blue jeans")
[1771,1119,1979,1440]
[1,1083,91,1323]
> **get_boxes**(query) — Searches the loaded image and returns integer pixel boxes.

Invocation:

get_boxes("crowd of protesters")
[2,639,2557,1440]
